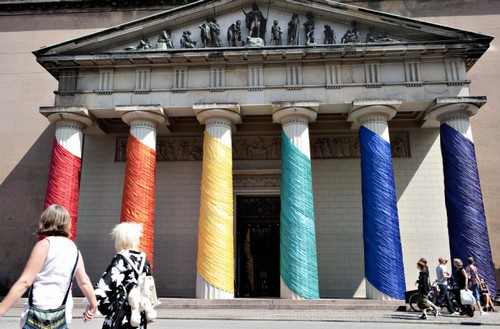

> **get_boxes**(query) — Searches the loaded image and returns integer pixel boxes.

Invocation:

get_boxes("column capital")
[271,101,319,124]
[427,97,486,122]
[115,105,166,127]
[348,100,401,124]
[193,103,241,125]
[40,106,94,128]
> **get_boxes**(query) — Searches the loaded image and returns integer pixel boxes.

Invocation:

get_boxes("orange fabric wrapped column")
[118,107,166,269]
[41,107,93,241]
[194,104,241,299]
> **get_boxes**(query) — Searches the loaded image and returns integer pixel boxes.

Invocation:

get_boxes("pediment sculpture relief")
[123,6,402,51]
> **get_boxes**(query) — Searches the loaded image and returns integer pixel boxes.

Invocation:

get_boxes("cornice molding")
[0,1,192,14]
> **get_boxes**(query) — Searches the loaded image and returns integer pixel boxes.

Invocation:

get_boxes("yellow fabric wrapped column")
[194,104,241,299]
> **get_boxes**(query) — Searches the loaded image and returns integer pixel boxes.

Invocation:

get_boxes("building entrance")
[236,196,280,298]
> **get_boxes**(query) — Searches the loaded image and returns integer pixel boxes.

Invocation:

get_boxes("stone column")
[40,107,93,241]
[272,101,320,300]
[428,97,496,295]
[194,103,241,299]
[349,100,405,300]
[117,106,165,269]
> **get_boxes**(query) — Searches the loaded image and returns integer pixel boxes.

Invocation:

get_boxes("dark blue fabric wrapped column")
[360,126,406,300]
[440,123,497,296]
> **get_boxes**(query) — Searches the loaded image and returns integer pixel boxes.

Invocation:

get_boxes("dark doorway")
[236,196,280,298]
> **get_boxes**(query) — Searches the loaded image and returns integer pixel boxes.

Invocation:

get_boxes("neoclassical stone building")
[1,0,498,300]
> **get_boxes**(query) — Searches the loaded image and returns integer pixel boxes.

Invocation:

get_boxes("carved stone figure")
[227,20,244,47]
[209,18,222,47]
[180,30,196,48]
[124,37,152,51]
[324,25,336,44]
[321,138,333,157]
[247,137,268,159]
[392,137,407,157]
[341,30,359,44]
[342,22,361,44]
[246,36,265,47]
[116,138,127,161]
[199,19,212,48]
[243,3,267,40]
[156,30,173,50]
[366,28,399,43]
[270,20,283,45]
[287,13,299,45]
[303,13,315,45]
[199,18,221,47]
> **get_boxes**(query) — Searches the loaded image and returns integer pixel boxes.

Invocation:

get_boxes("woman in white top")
[0,204,98,327]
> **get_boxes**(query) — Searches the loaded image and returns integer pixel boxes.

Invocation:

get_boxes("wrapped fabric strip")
[440,123,496,296]
[196,131,234,293]
[44,137,81,240]
[121,134,156,269]
[360,126,405,299]
[280,130,319,300]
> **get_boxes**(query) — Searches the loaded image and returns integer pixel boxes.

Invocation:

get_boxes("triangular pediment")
[34,0,492,74]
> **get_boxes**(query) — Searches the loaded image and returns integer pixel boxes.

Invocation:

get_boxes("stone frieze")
[115,132,410,161]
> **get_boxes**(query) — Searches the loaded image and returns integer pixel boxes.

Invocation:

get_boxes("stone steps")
[10,297,406,311]
[158,298,405,310]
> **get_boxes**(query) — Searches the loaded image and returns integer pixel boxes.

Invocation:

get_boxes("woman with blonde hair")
[0,204,97,327]
[453,258,474,317]
[95,222,154,329]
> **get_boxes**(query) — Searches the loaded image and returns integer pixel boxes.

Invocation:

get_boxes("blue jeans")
[436,284,456,313]
[471,283,481,302]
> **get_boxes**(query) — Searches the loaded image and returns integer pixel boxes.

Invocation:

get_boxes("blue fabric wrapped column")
[272,102,320,300]
[429,97,496,297]
[349,100,406,300]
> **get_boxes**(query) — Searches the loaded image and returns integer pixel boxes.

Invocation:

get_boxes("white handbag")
[460,289,475,305]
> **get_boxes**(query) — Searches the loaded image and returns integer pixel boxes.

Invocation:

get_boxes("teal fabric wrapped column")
[349,100,406,300]
[429,97,496,297]
[272,102,319,300]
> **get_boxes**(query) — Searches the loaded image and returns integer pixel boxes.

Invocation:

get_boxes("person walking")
[453,258,474,317]
[466,257,488,315]
[94,222,154,329]
[435,257,459,315]
[0,204,97,327]
[416,258,441,319]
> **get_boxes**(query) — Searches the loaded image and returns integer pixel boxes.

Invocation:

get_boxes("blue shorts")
[471,283,480,302]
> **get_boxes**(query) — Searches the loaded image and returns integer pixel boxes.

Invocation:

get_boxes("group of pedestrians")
[416,256,496,320]
[0,204,155,329]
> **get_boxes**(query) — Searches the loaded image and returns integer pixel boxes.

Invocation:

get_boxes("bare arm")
[0,239,49,317]
[74,254,98,323]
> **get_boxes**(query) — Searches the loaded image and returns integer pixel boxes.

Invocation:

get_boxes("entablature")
[38,40,487,75]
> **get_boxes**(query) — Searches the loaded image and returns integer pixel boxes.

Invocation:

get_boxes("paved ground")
[1,305,499,329]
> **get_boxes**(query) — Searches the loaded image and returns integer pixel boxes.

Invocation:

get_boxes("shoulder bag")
[23,251,79,329]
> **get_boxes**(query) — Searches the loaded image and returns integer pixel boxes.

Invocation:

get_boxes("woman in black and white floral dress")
[95,223,151,329]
